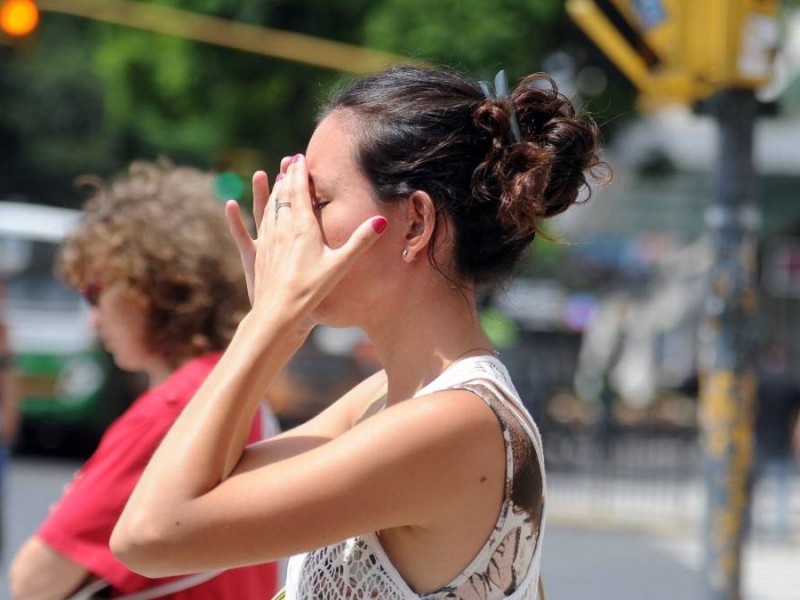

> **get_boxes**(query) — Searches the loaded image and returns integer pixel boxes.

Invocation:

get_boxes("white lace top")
[284,356,547,599]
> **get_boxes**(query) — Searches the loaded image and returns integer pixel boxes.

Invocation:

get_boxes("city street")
[0,456,796,599]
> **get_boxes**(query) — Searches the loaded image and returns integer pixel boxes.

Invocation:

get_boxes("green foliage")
[363,0,563,76]
[0,16,116,205]
[0,0,634,208]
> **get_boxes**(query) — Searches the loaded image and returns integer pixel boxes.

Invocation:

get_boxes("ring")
[275,202,292,213]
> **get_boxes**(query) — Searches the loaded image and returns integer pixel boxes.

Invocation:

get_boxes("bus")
[0,201,135,453]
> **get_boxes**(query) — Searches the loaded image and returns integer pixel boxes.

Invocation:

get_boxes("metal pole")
[36,0,417,74]
[700,88,760,600]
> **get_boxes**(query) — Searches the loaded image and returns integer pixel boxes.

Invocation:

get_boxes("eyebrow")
[307,170,328,197]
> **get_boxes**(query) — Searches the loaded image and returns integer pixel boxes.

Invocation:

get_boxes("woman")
[112,66,604,599]
[9,161,278,599]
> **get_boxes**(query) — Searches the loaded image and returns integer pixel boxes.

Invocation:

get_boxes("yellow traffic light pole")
[565,0,653,92]
[33,0,414,74]
[700,87,760,600]
[565,0,703,106]
[567,2,778,599]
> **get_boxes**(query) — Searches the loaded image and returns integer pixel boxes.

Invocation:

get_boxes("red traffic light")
[0,0,39,37]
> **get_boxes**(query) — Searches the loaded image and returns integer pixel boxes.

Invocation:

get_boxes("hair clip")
[478,69,522,144]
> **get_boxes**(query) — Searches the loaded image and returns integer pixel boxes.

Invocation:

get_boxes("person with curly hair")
[8,161,279,600]
[112,66,606,599]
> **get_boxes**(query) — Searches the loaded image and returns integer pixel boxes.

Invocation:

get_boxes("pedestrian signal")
[0,0,39,38]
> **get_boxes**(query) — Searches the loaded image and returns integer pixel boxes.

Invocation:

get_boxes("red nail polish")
[372,217,388,234]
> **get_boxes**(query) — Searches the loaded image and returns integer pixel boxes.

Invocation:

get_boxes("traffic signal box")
[567,0,779,108]
[0,0,39,40]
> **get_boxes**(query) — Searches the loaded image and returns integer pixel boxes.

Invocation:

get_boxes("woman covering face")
[112,66,605,600]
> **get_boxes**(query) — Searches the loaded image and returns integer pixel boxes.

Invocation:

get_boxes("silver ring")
[275,202,292,213]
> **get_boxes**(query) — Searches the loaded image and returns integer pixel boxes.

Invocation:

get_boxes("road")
[0,456,795,599]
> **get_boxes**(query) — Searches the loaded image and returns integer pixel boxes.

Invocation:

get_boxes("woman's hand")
[225,171,271,306]
[229,155,387,323]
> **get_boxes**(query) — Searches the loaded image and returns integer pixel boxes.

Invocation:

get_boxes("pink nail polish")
[372,217,388,234]
[290,154,302,164]
[275,173,285,182]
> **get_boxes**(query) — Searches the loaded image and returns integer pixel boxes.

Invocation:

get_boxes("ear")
[402,191,437,263]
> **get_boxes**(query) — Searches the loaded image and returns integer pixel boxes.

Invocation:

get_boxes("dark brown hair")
[58,160,249,368]
[321,64,606,285]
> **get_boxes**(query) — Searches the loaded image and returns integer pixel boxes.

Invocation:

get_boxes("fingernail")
[372,216,388,234]
[290,154,302,165]
[275,173,285,182]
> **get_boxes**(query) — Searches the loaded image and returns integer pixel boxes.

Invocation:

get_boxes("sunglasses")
[81,283,102,307]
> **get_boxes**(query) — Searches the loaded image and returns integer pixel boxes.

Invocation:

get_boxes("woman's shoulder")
[363,386,507,468]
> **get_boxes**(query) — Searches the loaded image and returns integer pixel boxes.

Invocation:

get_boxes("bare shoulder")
[368,390,502,454]
[344,388,506,501]
[347,390,505,525]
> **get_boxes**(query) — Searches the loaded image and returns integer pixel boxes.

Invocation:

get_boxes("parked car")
[0,201,137,454]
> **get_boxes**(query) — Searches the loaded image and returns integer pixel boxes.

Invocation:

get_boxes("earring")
[402,248,409,258]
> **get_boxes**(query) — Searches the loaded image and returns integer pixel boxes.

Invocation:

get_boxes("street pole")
[36,0,416,74]
[700,88,760,600]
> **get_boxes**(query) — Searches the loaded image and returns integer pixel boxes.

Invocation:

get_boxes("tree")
[0,0,634,207]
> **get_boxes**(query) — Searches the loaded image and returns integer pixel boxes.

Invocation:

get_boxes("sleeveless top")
[283,356,547,599]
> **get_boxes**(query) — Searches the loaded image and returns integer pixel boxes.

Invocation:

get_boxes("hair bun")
[473,73,606,238]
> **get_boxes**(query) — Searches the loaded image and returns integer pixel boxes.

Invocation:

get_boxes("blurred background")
[1,1,800,599]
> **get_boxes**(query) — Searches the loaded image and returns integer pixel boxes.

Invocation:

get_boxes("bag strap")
[66,578,107,600]
[117,571,224,600]
[270,588,286,600]
[67,571,224,600]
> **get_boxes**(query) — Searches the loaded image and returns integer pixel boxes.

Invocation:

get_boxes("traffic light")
[683,0,779,89]
[0,0,39,38]
[567,0,780,107]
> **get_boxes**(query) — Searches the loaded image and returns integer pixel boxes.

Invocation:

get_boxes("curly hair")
[57,160,249,368]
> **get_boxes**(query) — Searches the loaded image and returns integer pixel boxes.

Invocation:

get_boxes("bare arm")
[112,386,504,577]
[8,537,89,600]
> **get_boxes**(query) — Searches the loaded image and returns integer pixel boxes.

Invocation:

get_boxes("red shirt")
[38,353,278,598]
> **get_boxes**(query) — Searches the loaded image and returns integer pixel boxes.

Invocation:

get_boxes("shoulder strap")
[457,378,548,600]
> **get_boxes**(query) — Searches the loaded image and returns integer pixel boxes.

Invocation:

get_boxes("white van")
[0,201,134,451]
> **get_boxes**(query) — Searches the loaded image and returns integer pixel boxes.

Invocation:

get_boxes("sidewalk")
[547,472,800,600]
